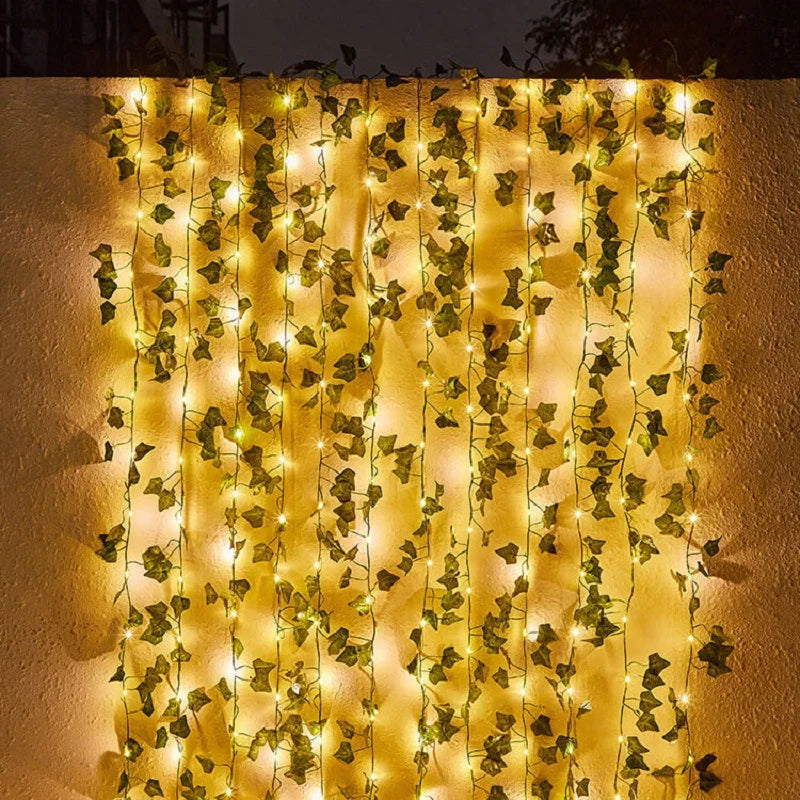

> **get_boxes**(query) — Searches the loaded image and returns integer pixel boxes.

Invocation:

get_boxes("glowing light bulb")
[189,156,196,165]
[681,693,690,705]
[417,142,424,151]
[426,558,433,567]
[526,145,531,155]
[282,94,291,107]
[278,513,287,525]
[625,674,631,684]
[625,79,637,96]
[684,208,693,219]
[688,634,695,643]
[674,90,688,111]
[466,344,473,353]
[234,427,243,441]
[235,129,243,140]
[188,96,195,106]
[136,210,143,220]
[419,618,427,627]
[574,509,582,519]
[466,404,473,414]
[230,608,238,619]
[415,200,422,209]
[314,560,321,571]
[131,90,143,103]
[425,318,432,329]
[689,512,698,524]
[124,629,133,639]
[629,380,636,388]
[285,153,299,169]
[422,379,430,388]
[469,282,477,293]
[317,258,325,268]
[365,177,373,188]
[226,185,240,202]
[317,440,324,450]
[571,626,580,638]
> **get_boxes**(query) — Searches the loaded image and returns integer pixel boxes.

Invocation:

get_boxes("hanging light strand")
[464,76,483,799]
[679,78,701,789]
[613,76,643,798]
[361,77,380,797]
[271,79,295,799]
[564,78,594,786]
[116,74,147,797]
[223,76,246,798]
[413,75,434,798]
[520,76,536,799]
[312,79,332,800]
[169,74,197,790]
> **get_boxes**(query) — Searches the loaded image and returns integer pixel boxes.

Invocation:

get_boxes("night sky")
[229,0,550,77]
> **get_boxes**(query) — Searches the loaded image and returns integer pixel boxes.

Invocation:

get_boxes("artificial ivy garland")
[92,57,732,800]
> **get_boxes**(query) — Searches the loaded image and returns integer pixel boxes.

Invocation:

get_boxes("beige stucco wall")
[0,77,798,799]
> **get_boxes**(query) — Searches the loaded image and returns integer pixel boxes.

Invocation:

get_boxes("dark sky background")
[229,0,550,76]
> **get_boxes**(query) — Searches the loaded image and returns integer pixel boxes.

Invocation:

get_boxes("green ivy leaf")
[101,93,125,115]
[150,203,174,224]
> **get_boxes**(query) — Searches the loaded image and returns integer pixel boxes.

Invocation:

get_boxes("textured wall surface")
[0,77,797,800]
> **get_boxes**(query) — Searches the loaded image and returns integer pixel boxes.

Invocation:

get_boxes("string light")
[92,74,728,800]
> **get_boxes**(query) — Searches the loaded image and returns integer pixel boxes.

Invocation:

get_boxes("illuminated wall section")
[91,73,731,800]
